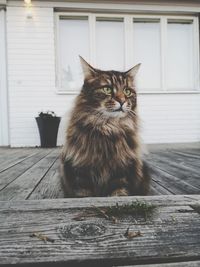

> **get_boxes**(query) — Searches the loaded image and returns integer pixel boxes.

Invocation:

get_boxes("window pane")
[96,17,124,71]
[133,19,161,90]
[59,16,90,90]
[166,20,194,90]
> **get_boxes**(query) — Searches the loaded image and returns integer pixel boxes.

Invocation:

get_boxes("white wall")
[138,93,200,144]
[7,6,75,147]
[0,9,9,146]
[6,6,200,147]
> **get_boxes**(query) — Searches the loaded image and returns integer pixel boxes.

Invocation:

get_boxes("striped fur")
[60,57,150,197]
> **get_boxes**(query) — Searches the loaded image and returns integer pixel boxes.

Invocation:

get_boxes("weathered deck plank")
[0,146,200,200]
[0,149,59,201]
[0,148,33,173]
[1,195,199,211]
[0,148,21,163]
[146,153,200,189]
[121,260,200,266]
[0,195,200,266]
[28,159,65,200]
[172,148,200,158]
[149,180,172,195]
[0,147,200,266]
[0,149,51,192]
[152,150,200,171]
[148,163,200,195]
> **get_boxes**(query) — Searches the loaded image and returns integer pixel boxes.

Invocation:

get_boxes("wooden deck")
[0,146,200,200]
[0,146,200,266]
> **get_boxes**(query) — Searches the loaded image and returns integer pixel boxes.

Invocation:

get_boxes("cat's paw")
[74,189,93,198]
[111,188,129,196]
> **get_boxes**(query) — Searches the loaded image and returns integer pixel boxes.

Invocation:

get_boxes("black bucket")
[36,117,61,148]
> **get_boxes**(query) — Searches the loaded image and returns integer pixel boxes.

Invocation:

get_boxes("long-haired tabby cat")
[60,57,150,197]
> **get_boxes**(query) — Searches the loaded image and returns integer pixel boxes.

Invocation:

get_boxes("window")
[96,17,125,70]
[58,16,90,90]
[166,19,194,90]
[133,18,161,90]
[56,13,199,93]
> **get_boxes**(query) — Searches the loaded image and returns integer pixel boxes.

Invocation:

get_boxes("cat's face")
[80,57,140,118]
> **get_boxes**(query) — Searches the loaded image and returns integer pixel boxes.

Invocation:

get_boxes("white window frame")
[55,12,200,95]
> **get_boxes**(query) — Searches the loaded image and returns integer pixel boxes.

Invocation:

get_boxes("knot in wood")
[59,223,106,240]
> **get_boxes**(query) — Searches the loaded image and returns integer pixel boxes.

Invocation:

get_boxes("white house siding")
[7,6,74,147]
[0,9,9,146]
[6,5,200,147]
[138,94,200,144]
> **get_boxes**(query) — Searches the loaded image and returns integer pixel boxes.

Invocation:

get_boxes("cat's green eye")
[123,88,133,97]
[102,87,112,95]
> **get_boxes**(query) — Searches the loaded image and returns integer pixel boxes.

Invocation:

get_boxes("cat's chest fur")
[67,117,138,183]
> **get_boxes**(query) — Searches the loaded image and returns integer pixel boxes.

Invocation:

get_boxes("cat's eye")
[123,88,133,97]
[102,87,112,95]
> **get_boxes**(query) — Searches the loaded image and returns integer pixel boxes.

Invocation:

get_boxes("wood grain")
[1,147,200,201]
[149,180,172,195]
[152,150,200,170]
[148,163,200,195]
[121,260,200,266]
[146,152,200,189]
[0,146,200,266]
[0,149,51,191]
[0,149,59,201]
[0,195,200,266]
[1,195,199,211]
[0,148,33,173]
[28,158,64,200]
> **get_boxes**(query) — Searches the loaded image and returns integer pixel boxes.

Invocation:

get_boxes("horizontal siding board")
[9,81,55,86]
[8,70,55,75]
[7,7,53,15]
[7,21,54,27]
[8,44,54,50]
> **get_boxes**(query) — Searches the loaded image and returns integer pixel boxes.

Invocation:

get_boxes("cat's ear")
[125,63,141,79]
[79,56,97,80]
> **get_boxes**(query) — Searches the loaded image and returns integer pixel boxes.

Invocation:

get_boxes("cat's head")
[80,56,141,118]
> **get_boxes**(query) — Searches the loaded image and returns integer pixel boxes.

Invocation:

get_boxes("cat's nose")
[115,94,126,106]
[118,100,125,107]
[116,98,126,106]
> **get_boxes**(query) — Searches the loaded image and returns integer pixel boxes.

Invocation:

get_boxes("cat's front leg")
[111,188,129,196]
[61,158,94,197]
[73,189,93,198]
[108,177,130,196]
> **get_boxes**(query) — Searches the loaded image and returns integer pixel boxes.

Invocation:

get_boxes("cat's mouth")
[112,107,124,112]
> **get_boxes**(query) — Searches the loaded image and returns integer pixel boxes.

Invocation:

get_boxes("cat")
[60,56,150,197]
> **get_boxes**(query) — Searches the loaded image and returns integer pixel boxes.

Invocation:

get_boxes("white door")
[0,9,9,146]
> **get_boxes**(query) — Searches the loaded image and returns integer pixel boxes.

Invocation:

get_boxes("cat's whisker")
[128,110,137,116]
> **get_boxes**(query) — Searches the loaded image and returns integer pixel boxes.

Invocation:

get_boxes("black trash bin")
[36,116,61,148]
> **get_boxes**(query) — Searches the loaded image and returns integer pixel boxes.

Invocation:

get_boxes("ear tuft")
[125,63,141,79]
[79,56,96,80]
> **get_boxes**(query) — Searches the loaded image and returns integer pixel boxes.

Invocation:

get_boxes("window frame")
[55,12,200,94]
